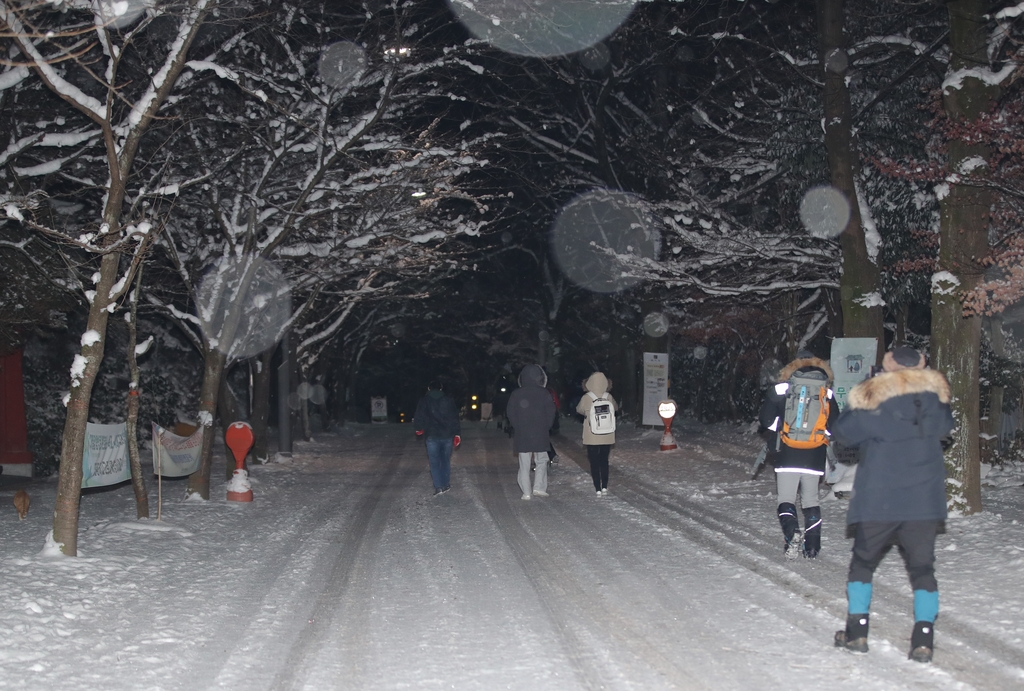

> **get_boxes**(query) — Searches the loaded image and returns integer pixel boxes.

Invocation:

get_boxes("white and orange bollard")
[225,421,254,502]
[658,400,678,452]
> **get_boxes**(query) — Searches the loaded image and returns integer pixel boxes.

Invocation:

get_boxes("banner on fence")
[82,422,130,488]
[151,422,203,477]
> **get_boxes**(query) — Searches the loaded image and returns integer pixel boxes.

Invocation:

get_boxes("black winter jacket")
[507,365,556,453]
[832,368,953,524]
[413,390,461,439]
[758,357,839,475]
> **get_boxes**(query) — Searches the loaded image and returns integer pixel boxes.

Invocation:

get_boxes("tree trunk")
[817,0,885,365]
[125,264,149,519]
[983,317,1005,462]
[277,332,293,456]
[250,347,274,463]
[53,248,122,555]
[824,287,844,340]
[300,375,312,441]
[784,292,800,359]
[38,0,213,553]
[187,349,226,499]
[933,0,995,515]
[894,301,908,346]
[219,368,241,480]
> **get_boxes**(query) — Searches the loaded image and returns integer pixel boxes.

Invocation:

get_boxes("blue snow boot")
[802,506,822,558]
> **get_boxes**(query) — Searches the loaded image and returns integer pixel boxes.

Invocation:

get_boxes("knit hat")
[882,346,925,372]
[796,348,815,360]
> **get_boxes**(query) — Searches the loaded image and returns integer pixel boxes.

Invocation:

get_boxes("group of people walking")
[414,345,953,664]
[760,345,953,664]
[413,366,617,501]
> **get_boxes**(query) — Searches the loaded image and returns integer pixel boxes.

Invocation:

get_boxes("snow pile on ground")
[0,420,1022,691]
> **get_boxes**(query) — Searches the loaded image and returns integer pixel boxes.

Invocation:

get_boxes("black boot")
[778,503,802,558]
[834,614,869,653]
[909,621,934,663]
[802,506,822,558]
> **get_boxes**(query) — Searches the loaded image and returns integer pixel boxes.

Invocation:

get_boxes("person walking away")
[413,380,461,496]
[758,349,838,558]
[831,346,953,663]
[507,365,556,499]
[576,372,616,496]
[506,364,557,500]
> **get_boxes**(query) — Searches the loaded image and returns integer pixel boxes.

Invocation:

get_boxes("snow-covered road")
[2,422,1023,690]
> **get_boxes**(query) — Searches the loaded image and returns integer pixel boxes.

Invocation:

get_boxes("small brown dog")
[13,489,29,520]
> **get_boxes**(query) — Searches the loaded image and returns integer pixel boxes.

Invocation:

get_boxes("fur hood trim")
[779,357,834,384]
[846,368,950,410]
[583,372,608,397]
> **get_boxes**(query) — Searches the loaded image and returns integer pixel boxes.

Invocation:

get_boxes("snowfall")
[1,419,1023,691]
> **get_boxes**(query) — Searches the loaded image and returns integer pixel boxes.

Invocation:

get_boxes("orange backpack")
[778,371,831,450]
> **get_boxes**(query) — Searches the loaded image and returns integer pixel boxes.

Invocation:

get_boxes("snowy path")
[1,422,1023,690]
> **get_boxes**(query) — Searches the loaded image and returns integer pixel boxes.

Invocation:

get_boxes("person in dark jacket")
[413,380,462,496]
[506,364,556,500]
[758,350,838,558]
[831,346,953,663]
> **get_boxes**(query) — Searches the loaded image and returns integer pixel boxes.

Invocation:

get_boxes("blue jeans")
[425,437,453,490]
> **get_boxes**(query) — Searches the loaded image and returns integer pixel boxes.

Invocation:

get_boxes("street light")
[658,399,678,451]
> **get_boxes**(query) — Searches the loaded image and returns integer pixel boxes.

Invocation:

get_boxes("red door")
[0,350,33,475]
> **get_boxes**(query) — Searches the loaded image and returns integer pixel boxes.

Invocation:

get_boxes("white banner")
[829,337,878,468]
[82,422,130,488]
[371,396,388,423]
[642,352,669,426]
[829,338,878,412]
[151,422,203,477]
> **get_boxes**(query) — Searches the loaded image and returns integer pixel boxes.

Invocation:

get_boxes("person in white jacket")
[576,372,616,496]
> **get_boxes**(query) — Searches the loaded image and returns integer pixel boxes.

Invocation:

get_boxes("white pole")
[156,432,163,521]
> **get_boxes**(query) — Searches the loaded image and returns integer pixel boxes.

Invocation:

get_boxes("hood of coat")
[779,357,834,384]
[847,368,950,410]
[518,364,548,388]
[583,372,608,397]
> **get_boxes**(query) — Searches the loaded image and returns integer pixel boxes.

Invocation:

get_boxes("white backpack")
[587,392,616,435]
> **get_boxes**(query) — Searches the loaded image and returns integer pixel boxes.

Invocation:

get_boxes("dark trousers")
[848,520,939,592]
[586,444,611,491]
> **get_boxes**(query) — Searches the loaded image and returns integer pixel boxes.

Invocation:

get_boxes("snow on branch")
[0,7,106,121]
[943,63,1016,92]
[508,116,599,164]
[126,0,214,129]
[995,3,1024,20]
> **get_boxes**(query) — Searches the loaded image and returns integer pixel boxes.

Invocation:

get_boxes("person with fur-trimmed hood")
[831,346,953,664]
[758,349,838,559]
[577,372,616,496]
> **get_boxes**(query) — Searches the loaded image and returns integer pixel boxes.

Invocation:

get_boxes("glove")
[415,429,425,437]
[453,435,461,449]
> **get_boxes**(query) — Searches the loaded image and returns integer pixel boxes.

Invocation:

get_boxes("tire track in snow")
[197,433,408,691]
[557,440,1024,691]
[478,435,715,691]
[265,437,409,691]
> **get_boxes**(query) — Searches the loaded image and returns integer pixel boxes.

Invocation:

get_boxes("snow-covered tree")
[1,0,217,555]
[136,0,492,496]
